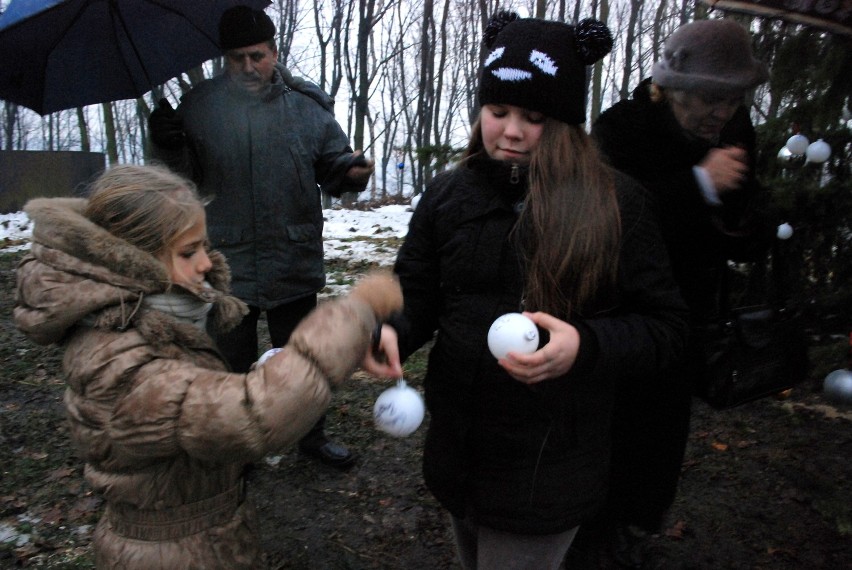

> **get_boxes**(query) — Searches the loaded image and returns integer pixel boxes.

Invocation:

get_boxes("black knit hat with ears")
[219,6,276,50]
[478,12,613,125]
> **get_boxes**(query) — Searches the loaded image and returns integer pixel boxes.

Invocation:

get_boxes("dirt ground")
[1,247,850,569]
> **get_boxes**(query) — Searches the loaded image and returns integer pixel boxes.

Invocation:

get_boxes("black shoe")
[610,524,650,569]
[299,439,357,470]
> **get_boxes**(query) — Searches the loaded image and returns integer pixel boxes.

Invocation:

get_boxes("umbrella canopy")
[701,0,852,36]
[0,0,272,115]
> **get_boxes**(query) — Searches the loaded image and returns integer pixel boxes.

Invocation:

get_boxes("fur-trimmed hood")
[14,196,247,346]
[14,196,404,569]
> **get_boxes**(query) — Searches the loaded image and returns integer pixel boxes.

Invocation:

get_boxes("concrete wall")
[0,150,106,214]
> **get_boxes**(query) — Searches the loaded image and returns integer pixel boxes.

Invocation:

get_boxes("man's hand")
[345,151,375,186]
[148,99,185,150]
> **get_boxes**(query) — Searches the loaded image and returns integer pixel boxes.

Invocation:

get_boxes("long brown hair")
[464,118,621,316]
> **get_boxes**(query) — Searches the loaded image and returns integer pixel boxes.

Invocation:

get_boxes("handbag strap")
[719,239,789,317]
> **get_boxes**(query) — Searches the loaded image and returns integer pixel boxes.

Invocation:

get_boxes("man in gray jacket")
[149,5,374,469]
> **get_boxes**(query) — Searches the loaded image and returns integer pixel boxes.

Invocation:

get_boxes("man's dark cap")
[219,6,276,50]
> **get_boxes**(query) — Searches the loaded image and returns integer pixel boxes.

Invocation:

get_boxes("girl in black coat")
[365,12,688,570]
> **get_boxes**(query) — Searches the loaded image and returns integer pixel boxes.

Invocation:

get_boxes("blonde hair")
[84,164,205,259]
[464,117,621,316]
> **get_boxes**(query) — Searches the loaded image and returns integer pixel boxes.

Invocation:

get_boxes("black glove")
[148,99,185,150]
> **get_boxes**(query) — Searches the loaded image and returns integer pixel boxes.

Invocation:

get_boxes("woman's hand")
[498,311,580,384]
[361,324,404,378]
[700,146,748,195]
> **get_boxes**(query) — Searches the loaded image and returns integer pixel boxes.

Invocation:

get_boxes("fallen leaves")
[665,519,687,539]
[47,467,75,481]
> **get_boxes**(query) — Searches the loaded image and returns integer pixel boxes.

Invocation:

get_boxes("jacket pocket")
[208,225,252,247]
[286,223,319,243]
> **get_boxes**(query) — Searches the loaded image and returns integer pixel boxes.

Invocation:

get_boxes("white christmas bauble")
[257,347,283,366]
[806,139,831,164]
[823,369,852,405]
[373,379,425,437]
[487,313,539,360]
[785,134,809,156]
[776,223,794,240]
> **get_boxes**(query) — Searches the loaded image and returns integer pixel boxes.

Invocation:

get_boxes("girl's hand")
[498,311,580,384]
[361,324,404,378]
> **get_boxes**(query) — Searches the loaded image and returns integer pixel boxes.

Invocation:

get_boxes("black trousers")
[213,294,327,443]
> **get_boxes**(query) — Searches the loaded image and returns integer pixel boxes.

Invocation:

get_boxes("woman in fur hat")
[14,164,401,569]
[364,12,688,570]
[588,18,775,567]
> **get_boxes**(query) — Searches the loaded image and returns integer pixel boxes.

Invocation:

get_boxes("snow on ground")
[0,211,33,253]
[1,205,412,259]
[322,204,411,267]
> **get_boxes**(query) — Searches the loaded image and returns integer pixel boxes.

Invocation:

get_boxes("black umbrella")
[701,0,851,36]
[0,0,272,115]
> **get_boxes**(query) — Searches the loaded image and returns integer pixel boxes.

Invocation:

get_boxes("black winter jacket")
[154,65,365,309]
[392,156,688,534]
[592,79,774,322]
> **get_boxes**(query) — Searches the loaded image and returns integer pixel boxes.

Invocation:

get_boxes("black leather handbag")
[698,244,809,409]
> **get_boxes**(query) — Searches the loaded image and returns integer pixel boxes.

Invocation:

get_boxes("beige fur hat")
[652,19,768,95]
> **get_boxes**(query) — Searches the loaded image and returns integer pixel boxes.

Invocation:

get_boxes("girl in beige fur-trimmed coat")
[14,164,401,569]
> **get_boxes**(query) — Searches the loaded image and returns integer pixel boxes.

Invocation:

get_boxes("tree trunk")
[274,0,298,66]
[76,107,90,153]
[652,0,668,62]
[416,0,435,188]
[619,0,643,100]
[3,102,17,151]
[102,103,118,166]
[589,0,609,123]
[351,0,374,152]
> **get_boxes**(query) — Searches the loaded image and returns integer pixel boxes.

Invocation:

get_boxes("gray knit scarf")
[142,285,213,331]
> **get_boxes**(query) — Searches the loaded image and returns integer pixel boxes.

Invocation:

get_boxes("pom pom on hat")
[219,6,276,51]
[478,12,613,125]
[652,19,768,95]
[483,11,520,48]
[575,18,614,65]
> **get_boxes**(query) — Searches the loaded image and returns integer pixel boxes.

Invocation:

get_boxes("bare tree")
[275,0,300,65]
[351,0,378,152]
[619,0,644,100]
[311,0,346,97]
[101,103,118,166]
[414,0,436,191]
[589,0,610,122]
[76,108,90,153]
[652,0,669,62]
[3,102,17,151]
[374,0,418,199]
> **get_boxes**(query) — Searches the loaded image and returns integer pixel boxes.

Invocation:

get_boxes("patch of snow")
[0,206,412,262]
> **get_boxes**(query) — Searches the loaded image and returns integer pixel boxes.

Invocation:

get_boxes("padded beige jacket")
[15,197,401,569]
